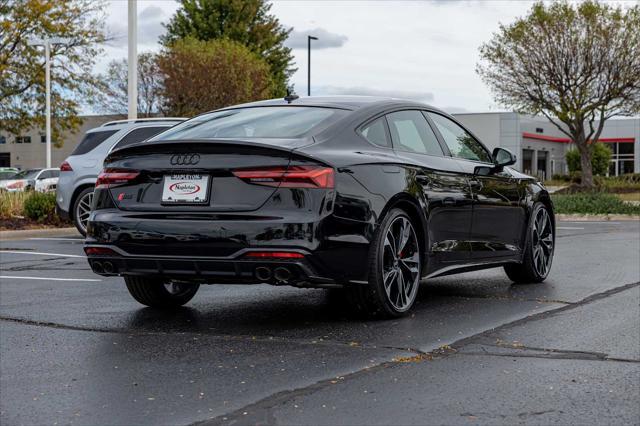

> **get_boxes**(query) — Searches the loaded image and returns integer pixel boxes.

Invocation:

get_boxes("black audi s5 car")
[85,96,555,317]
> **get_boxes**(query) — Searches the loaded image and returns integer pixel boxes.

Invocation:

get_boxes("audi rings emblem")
[170,153,200,166]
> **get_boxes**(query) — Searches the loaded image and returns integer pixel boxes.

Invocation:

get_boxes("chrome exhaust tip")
[273,267,291,283]
[255,266,272,282]
[92,261,104,274]
[103,261,115,274]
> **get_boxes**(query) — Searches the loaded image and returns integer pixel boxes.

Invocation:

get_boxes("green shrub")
[566,143,612,176]
[23,192,58,223]
[551,192,640,215]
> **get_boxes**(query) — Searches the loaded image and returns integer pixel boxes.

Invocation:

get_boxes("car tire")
[504,202,554,284]
[124,276,200,308]
[72,187,94,237]
[346,208,422,318]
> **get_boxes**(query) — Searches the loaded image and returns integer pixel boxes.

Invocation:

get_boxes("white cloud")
[93,0,537,114]
[286,28,348,49]
[106,5,168,48]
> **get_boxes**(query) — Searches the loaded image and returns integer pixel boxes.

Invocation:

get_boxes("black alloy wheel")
[505,202,554,283]
[347,209,421,317]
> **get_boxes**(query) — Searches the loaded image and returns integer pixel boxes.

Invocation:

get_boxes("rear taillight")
[232,166,334,189]
[244,251,305,259]
[84,247,118,256]
[7,181,24,189]
[60,161,73,172]
[95,169,140,189]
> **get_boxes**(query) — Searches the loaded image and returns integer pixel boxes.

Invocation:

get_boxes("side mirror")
[492,147,516,169]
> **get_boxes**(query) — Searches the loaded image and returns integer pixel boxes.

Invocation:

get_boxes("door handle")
[443,197,456,206]
[416,175,431,185]
[469,178,483,191]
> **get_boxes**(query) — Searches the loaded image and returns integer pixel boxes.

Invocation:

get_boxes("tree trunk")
[574,136,595,189]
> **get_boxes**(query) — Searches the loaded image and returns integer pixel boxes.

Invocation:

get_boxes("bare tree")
[477,1,640,188]
[98,52,164,117]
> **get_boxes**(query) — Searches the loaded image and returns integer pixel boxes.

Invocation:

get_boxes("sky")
[100,0,546,114]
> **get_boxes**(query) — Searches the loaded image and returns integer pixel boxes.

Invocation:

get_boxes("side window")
[112,127,169,151]
[386,110,443,156]
[359,117,390,148]
[427,112,492,163]
[71,130,118,156]
[37,170,51,180]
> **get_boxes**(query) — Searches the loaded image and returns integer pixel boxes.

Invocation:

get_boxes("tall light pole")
[307,35,318,96]
[128,0,138,119]
[27,37,71,168]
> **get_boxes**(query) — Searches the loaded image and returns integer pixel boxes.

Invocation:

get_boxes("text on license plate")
[162,174,209,204]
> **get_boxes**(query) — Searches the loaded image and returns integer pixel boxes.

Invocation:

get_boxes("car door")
[35,170,52,192]
[384,110,473,265]
[426,111,525,259]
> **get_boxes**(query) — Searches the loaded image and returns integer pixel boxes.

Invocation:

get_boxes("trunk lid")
[103,139,313,212]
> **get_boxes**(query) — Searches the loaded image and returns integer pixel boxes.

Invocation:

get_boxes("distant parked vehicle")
[0,168,60,192]
[56,117,186,236]
[0,167,19,181]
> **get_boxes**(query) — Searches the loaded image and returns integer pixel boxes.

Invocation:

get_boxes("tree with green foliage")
[97,53,164,118]
[566,143,612,176]
[161,0,294,97]
[0,0,107,146]
[477,1,640,189]
[158,38,273,117]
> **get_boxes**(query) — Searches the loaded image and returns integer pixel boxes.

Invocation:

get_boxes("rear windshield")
[151,107,348,140]
[71,130,118,156]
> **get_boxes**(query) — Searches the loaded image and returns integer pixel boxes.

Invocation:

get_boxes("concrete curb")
[557,214,640,222]
[0,227,80,241]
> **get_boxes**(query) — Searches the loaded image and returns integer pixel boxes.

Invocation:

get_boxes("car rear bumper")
[85,209,373,286]
[84,246,339,287]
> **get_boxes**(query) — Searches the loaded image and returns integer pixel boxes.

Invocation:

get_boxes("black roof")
[224,96,436,111]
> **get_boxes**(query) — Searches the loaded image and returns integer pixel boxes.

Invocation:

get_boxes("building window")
[608,142,635,176]
[535,127,544,133]
[522,149,534,175]
[0,135,5,144]
[40,135,46,143]
[16,136,31,144]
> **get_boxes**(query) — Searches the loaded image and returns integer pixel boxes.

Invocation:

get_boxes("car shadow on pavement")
[118,269,529,341]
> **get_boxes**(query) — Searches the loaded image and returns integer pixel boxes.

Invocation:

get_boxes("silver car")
[56,118,185,235]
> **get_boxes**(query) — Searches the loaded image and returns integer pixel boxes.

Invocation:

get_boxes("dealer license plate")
[161,174,209,204]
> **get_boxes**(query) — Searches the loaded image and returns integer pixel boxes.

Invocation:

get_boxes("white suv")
[56,118,186,235]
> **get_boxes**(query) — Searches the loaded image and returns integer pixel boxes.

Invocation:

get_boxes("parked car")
[84,96,555,317]
[56,118,186,235]
[0,168,59,192]
[0,167,19,181]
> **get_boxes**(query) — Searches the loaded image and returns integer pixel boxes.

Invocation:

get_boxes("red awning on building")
[522,132,635,144]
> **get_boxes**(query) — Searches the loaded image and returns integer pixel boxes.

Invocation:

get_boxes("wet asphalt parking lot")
[1,220,639,426]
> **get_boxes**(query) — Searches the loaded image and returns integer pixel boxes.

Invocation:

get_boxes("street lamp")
[27,37,72,169]
[307,35,318,96]
[128,0,137,120]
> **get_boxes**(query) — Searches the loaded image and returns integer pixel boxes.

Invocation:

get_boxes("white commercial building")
[454,113,639,179]
[1,112,638,179]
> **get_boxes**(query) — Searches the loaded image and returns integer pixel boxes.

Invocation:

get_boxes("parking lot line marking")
[562,221,623,224]
[557,227,585,230]
[28,237,84,241]
[0,275,101,282]
[0,250,85,258]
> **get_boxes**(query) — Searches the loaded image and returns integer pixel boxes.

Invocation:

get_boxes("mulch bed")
[0,217,70,231]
